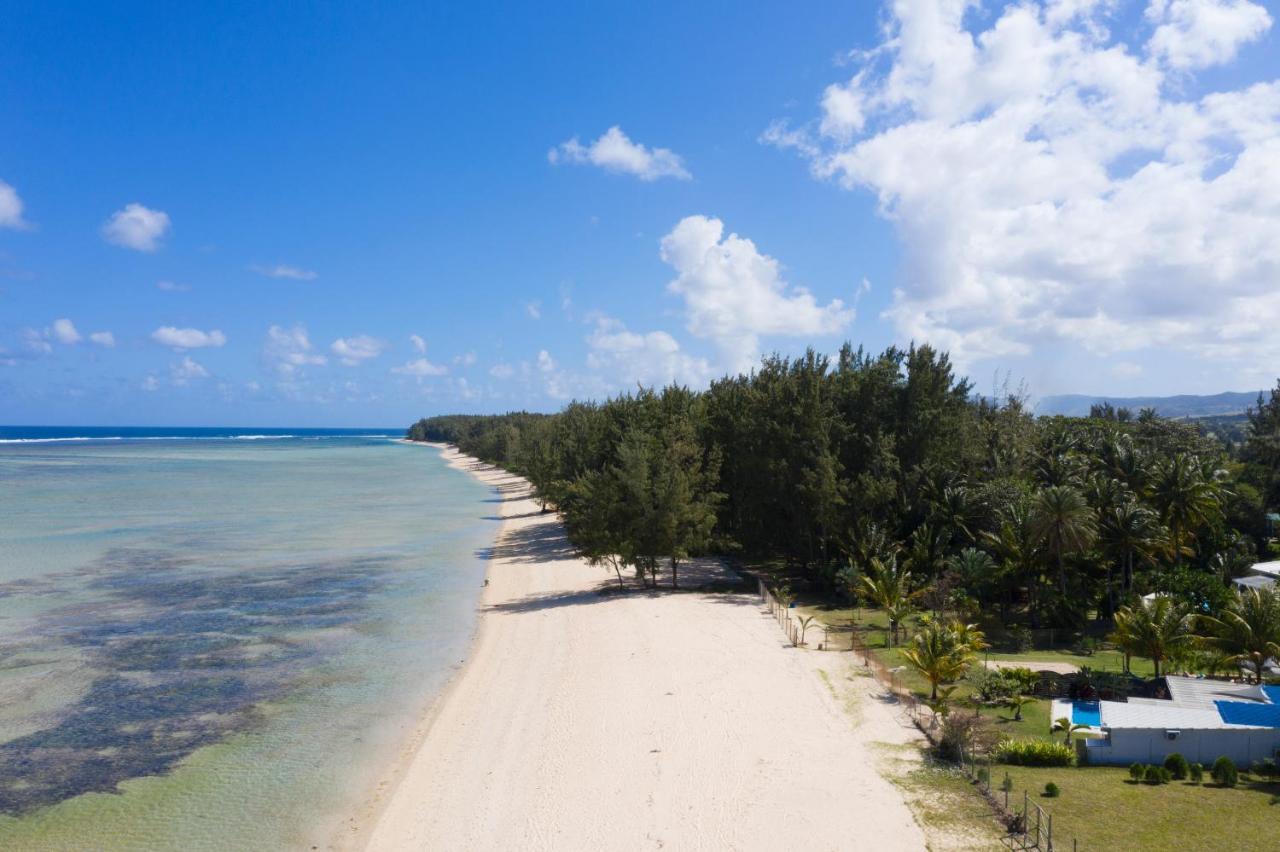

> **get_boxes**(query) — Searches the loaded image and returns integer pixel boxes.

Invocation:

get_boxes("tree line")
[408,343,1280,628]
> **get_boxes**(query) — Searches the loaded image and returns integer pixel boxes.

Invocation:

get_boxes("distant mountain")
[1037,391,1263,419]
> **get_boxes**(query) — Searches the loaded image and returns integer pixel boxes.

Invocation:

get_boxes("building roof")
[1250,561,1280,578]
[1234,575,1276,591]
[1058,676,1280,731]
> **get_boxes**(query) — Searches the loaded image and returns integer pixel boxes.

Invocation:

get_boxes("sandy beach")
[356,443,930,851]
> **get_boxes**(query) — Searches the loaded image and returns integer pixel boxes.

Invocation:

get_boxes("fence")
[757,578,1078,850]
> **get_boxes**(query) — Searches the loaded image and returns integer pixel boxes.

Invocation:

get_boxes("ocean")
[0,428,492,849]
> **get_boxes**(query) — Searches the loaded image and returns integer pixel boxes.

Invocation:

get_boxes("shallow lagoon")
[0,436,490,849]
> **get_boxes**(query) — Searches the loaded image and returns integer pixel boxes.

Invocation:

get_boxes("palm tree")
[1052,716,1090,744]
[1200,588,1280,683]
[1148,454,1220,568]
[982,497,1042,624]
[861,555,913,647]
[1007,694,1037,722]
[1109,596,1194,678]
[1099,500,1160,609]
[1030,485,1097,594]
[900,618,987,700]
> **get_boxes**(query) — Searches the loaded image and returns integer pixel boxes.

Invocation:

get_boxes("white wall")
[1083,727,1280,767]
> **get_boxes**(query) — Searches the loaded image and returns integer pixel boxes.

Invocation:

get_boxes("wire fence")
[757,578,1079,850]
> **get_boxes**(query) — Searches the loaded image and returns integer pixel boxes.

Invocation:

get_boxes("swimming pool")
[1072,699,1102,726]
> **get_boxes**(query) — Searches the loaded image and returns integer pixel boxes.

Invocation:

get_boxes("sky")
[1,0,1278,427]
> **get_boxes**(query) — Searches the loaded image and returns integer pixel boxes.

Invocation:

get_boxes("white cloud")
[1112,360,1144,378]
[0,179,29,230]
[454,351,477,366]
[141,375,159,391]
[151,326,227,349]
[586,317,716,389]
[660,215,854,373]
[170,356,209,385]
[22,329,52,354]
[102,203,171,252]
[1147,0,1272,70]
[251,264,318,281]
[489,362,515,379]
[548,126,691,181]
[51,319,81,345]
[156,280,190,292]
[391,357,448,376]
[330,335,386,365]
[525,301,542,319]
[89,331,115,347]
[264,324,327,377]
[409,334,427,353]
[768,0,1280,372]
[537,350,556,372]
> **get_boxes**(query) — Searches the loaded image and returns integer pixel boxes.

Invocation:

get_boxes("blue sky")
[2,1,1278,426]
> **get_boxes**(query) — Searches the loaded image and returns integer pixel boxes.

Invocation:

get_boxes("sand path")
[361,445,928,851]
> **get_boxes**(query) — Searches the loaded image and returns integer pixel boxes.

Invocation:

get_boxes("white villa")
[1054,676,1280,767]
[1233,560,1280,593]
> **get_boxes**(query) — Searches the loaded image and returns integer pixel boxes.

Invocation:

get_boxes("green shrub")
[1164,752,1189,780]
[993,738,1076,767]
[1001,773,1014,793]
[1129,762,1146,781]
[1043,781,1060,798]
[1189,763,1204,784]
[1009,625,1034,652]
[1211,756,1239,787]
[976,766,991,788]
[1251,758,1278,778]
[1145,765,1172,784]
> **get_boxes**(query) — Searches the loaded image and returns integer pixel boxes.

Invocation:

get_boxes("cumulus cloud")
[1147,0,1272,70]
[102,203,171,252]
[537,350,556,372]
[409,334,427,353]
[0,179,29,229]
[660,215,854,373]
[525,301,542,319]
[170,356,209,385]
[391,358,448,377]
[330,335,386,365]
[766,0,1280,371]
[586,317,716,389]
[251,264,318,281]
[264,324,327,377]
[489,362,515,379]
[151,326,227,349]
[51,319,81,345]
[156,280,190,292]
[548,126,691,181]
[22,328,52,354]
[89,331,116,347]
[141,375,159,391]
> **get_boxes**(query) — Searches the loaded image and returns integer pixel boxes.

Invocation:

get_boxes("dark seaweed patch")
[0,548,387,816]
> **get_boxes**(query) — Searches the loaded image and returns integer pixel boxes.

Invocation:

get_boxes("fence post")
[1047,812,1053,852]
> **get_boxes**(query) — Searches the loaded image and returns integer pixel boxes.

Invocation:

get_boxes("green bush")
[1145,765,1172,785]
[1189,763,1204,784]
[1164,752,1190,780]
[1211,756,1239,787]
[1129,762,1146,782]
[993,738,1076,767]
[1043,781,1060,798]
[1251,758,1279,778]
[1001,773,1014,793]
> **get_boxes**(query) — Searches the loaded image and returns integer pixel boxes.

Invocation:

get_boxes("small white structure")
[1054,676,1280,767]
[1233,560,1280,593]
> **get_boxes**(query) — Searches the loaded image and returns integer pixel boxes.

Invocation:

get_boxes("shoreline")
[350,440,931,850]
[330,440,510,851]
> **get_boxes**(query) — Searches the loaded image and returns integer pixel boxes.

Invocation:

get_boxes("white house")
[1233,560,1280,593]
[1054,676,1280,767]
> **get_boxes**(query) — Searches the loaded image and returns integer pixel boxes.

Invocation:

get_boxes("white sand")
[359,444,928,851]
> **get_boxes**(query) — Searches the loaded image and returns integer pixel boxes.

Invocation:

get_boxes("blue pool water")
[1072,699,1102,726]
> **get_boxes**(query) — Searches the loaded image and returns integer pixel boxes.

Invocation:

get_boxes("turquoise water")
[0,434,491,849]
[1072,699,1101,726]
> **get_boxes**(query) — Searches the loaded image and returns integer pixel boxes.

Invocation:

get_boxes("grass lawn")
[994,765,1280,851]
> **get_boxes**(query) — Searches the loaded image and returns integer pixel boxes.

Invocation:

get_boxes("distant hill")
[1037,391,1263,419]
